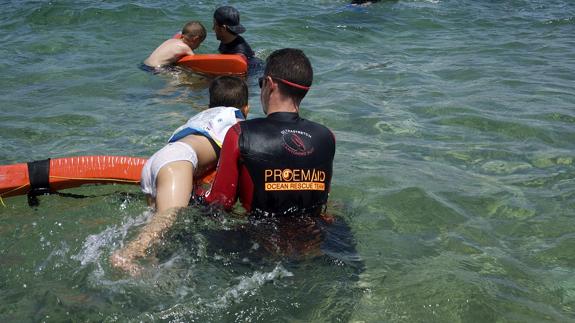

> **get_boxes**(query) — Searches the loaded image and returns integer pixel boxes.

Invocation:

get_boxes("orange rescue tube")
[171,33,248,75]
[0,156,146,198]
[177,54,248,76]
[0,155,216,200]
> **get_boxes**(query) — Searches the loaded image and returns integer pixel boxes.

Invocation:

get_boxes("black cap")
[214,6,246,35]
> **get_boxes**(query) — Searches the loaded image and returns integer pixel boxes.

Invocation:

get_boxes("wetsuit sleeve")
[201,123,242,210]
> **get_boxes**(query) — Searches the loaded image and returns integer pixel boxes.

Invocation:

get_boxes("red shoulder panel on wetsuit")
[203,124,253,212]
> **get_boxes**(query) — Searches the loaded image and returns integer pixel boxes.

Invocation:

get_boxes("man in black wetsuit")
[199,48,335,218]
[212,6,255,61]
[350,0,381,4]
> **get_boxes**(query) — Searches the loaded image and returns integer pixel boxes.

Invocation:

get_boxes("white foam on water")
[35,240,70,274]
[211,263,294,309]
[153,263,294,321]
[72,209,153,267]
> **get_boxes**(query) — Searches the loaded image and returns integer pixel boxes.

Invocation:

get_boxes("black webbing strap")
[27,158,51,207]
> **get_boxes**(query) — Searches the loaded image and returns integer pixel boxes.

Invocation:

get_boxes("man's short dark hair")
[209,76,248,109]
[264,48,313,104]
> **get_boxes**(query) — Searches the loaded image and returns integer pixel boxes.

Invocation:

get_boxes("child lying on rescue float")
[143,21,206,69]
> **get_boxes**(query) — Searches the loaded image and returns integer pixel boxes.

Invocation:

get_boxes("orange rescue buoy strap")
[27,158,51,197]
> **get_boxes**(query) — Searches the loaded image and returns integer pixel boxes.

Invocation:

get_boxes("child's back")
[144,38,194,67]
[144,21,206,68]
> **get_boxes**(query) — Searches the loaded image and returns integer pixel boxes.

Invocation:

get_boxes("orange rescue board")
[177,54,248,76]
[0,155,215,198]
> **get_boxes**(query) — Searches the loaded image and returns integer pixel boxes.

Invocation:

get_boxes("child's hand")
[110,250,143,277]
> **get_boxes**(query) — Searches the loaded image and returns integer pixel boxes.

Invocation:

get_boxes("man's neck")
[266,96,299,115]
[220,32,238,45]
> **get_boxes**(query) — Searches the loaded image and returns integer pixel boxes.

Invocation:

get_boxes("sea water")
[1,0,574,322]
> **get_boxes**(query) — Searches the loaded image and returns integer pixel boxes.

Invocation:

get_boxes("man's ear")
[268,76,279,91]
[240,104,250,118]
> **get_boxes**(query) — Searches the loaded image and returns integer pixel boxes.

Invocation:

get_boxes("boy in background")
[144,21,206,68]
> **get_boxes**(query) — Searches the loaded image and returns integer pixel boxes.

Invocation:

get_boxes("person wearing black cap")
[213,6,256,62]
[197,48,335,219]
[350,0,381,4]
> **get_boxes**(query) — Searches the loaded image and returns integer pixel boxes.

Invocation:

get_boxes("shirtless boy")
[143,21,206,68]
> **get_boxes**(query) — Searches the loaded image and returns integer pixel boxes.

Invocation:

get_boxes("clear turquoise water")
[1,0,575,322]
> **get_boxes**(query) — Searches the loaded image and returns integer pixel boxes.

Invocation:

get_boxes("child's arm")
[110,161,194,276]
